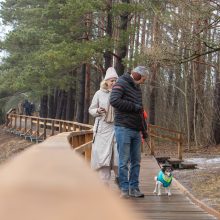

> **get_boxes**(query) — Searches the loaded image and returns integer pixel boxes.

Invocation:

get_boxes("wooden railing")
[68,130,93,162]
[6,113,92,142]
[6,113,184,160]
[0,131,140,220]
[148,124,184,160]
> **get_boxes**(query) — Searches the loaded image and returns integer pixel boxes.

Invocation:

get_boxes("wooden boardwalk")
[4,114,220,219]
[112,155,218,220]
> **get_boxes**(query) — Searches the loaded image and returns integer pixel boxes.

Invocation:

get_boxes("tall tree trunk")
[188,68,195,142]
[183,61,191,149]
[53,88,58,119]
[212,52,220,144]
[134,14,140,56]
[149,11,160,125]
[115,0,130,75]
[166,70,173,109]
[48,90,55,118]
[61,91,67,120]
[40,94,48,118]
[76,64,86,122]
[104,0,113,71]
[141,14,147,53]
[128,13,136,64]
[55,90,65,119]
[66,87,75,121]
[149,63,159,125]
[83,64,90,124]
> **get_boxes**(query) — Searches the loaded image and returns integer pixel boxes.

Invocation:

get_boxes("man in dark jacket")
[110,66,148,198]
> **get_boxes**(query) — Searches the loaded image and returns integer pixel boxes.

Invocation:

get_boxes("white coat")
[89,84,118,170]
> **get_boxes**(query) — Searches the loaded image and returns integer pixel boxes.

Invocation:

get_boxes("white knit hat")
[104,67,118,80]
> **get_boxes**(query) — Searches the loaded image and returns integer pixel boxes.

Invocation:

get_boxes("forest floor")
[149,142,220,213]
[0,126,33,164]
[0,126,220,213]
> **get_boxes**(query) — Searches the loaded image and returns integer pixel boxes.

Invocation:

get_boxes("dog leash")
[139,110,162,168]
[144,139,162,169]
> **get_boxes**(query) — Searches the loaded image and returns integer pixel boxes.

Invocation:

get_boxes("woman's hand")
[97,107,106,114]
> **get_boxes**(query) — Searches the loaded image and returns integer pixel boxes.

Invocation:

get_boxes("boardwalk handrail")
[4,114,220,220]
[68,125,184,162]
[0,131,140,220]
[68,130,93,162]
[148,124,184,160]
[6,113,184,159]
[7,113,93,130]
[6,113,92,142]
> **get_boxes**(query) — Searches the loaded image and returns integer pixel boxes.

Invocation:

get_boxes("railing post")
[51,120,55,136]
[71,136,79,148]
[24,117,27,133]
[85,147,91,162]
[14,115,17,129]
[72,124,76,131]
[84,134,92,162]
[178,133,183,160]
[19,115,22,131]
[59,122,62,133]
[149,126,155,155]
[63,122,67,132]
[30,117,33,132]
[80,135,85,145]
[68,123,71,132]
[36,118,40,136]
[43,120,47,139]
[71,136,74,148]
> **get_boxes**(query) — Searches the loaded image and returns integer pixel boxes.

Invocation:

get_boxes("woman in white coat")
[89,67,119,185]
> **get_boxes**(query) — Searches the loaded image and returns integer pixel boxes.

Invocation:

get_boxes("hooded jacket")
[88,81,118,170]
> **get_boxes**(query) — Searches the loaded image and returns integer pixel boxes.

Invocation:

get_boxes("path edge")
[173,178,220,220]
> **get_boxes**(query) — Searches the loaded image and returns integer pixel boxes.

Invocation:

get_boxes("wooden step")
[179,161,197,169]
[155,156,170,163]
[167,158,183,169]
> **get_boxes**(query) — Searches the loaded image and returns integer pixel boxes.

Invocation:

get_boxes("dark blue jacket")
[110,73,146,133]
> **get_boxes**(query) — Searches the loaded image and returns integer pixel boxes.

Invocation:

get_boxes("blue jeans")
[115,126,141,191]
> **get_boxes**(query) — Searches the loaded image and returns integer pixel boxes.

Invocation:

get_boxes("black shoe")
[129,188,145,198]
[115,177,119,187]
[120,190,130,199]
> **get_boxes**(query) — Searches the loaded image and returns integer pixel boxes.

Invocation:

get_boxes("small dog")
[153,164,173,196]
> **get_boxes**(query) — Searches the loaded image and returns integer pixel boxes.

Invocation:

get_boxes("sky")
[0,21,11,61]
[0,1,12,61]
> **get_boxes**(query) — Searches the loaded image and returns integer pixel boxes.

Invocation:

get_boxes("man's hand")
[142,130,148,141]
